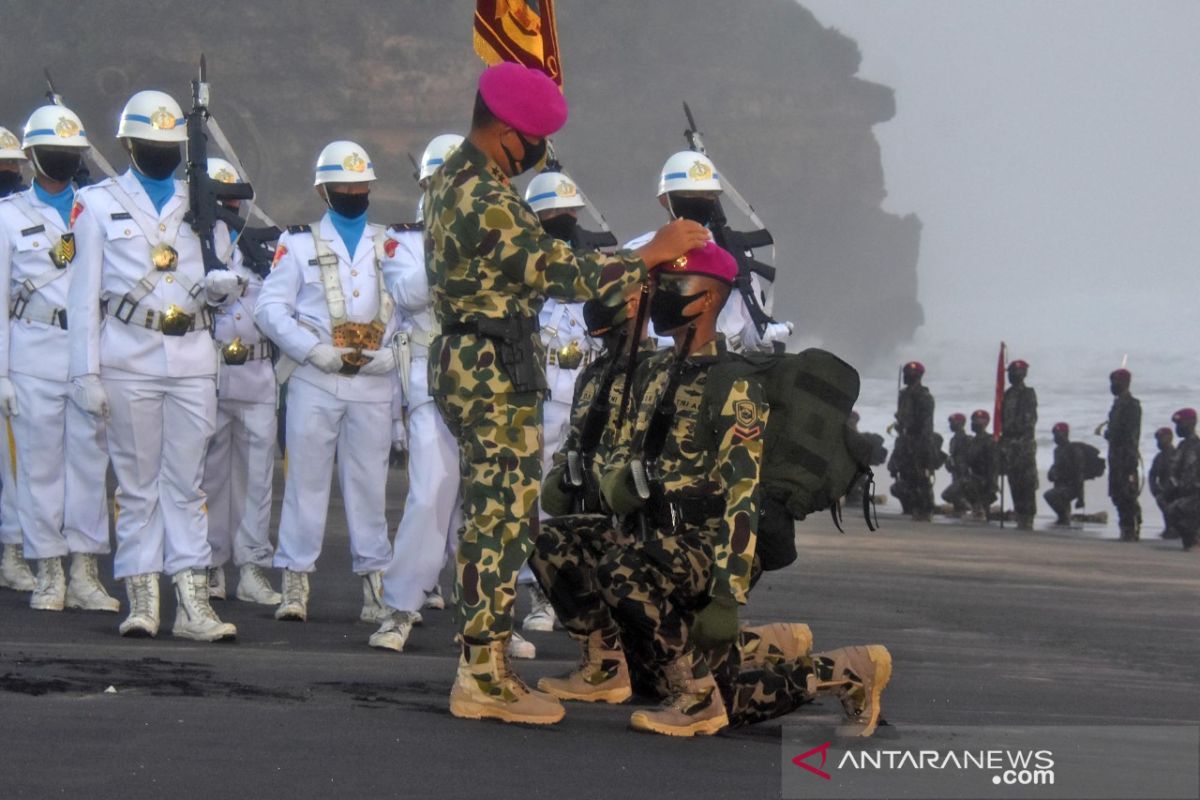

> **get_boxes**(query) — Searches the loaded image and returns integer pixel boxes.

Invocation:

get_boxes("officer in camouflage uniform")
[1105,369,1142,541]
[1148,427,1177,539]
[589,243,891,737]
[889,361,936,521]
[941,413,970,515]
[1044,422,1086,526]
[999,359,1038,529]
[961,410,998,519]
[425,63,708,725]
[1163,409,1199,551]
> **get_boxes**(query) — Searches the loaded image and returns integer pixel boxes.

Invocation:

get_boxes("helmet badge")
[149,108,177,130]
[55,117,81,138]
[687,160,712,181]
[342,152,367,173]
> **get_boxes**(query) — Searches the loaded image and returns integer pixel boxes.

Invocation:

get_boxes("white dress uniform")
[379,225,461,614]
[0,187,109,561]
[254,215,395,576]
[67,170,221,579]
[201,239,277,571]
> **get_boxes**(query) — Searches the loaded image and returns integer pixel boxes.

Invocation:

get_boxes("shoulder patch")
[287,224,311,235]
[69,200,85,228]
[732,399,763,442]
[270,243,288,270]
[384,238,399,258]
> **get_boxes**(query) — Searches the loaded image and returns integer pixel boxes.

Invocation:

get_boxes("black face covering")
[327,190,370,218]
[501,131,546,176]
[540,214,578,243]
[0,170,23,197]
[32,148,83,183]
[649,287,704,333]
[129,141,182,180]
[668,195,716,227]
[583,297,623,336]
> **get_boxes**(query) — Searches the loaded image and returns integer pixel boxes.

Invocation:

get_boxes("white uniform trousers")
[0,421,19,546]
[273,377,391,575]
[381,398,461,612]
[104,375,216,579]
[202,398,276,568]
[518,396,573,585]
[10,373,110,559]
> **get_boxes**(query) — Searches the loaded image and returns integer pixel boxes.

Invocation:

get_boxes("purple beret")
[478,63,568,138]
[657,241,738,285]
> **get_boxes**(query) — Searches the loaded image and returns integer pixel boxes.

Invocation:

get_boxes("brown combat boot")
[807,645,892,736]
[538,630,632,704]
[739,623,813,669]
[449,638,565,725]
[629,655,729,737]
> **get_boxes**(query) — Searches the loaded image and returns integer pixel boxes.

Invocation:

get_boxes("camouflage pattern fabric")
[1000,384,1039,517]
[889,384,936,516]
[422,138,646,644]
[1106,392,1142,535]
[1165,435,1200,549]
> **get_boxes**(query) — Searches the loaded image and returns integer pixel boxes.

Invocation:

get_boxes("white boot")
[522,583,559,632]
[119,573,161,637]
[423,584,445,610]
[207,566,226,600]
[275,569,309,621]
[368,609,420,652]
[236,564,282,605]
[65,553,120,612]
[0,543,36,591]
[171,569,237,642]
[359,570,388,623]
[30,557,66,611]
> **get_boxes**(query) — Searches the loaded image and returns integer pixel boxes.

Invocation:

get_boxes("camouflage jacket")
[1105,392,1141,459]
[1169,436,1200,498]
[945,430,970,479]
[423,139,645,400]
[609,337,766,604]
[965,431,998,487]
[1001,384,1038,441]
[895,384,934,440]
[1148,444,1175,498]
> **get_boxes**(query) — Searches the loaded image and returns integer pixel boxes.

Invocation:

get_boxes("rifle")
[42,68,116,186]
[184,55,277,277]
[563,329,630,512]
[681,103,777,339]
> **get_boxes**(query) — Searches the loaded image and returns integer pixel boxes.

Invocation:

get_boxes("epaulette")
[389,222,424,232]
[287,224,312,235]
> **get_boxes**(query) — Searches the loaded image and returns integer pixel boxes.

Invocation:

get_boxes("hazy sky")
[799,0,1200,367]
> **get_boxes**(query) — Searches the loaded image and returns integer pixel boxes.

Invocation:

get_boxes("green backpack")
[698,348,875,571]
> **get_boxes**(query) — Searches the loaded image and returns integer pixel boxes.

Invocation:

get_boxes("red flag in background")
[993,341,1007,441]
[474,0,562,86]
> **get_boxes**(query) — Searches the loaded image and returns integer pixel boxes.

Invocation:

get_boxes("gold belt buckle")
[557,341,583,370]
[160,304,193,336]
[222,337,249,365]
[151,243,179,271]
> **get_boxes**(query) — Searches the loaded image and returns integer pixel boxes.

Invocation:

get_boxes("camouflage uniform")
[1148,439,1177,538]
[1000,384,1039,525]
[889,384,936,518]
[1105,392,1142,539]
[423,139,645,646]
[1045,440,1086,525]
[941,427,972,513]
[1164,434,1200,550]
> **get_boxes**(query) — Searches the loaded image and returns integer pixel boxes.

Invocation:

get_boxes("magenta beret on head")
[657,241,738,285]
[478,62,568,137]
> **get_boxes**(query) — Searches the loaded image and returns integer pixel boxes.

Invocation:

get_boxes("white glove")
[72,374,109,418]
[391,419,408,451]
[204,269,243,302]
[763,321,794,345]
[307,344,353,374]
[0,377,19,418]
[357,348,398,376]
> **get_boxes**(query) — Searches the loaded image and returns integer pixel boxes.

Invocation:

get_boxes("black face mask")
[501,131,546,176]
[0,170,23,197]
[649,288,704,333]
[668,195,716,227]
[540,214,578,244]
[583,298,623,336]
[32,149,83,183]
[1176,424,1191,439]
[130,141,182,180]
[327,190,370,218]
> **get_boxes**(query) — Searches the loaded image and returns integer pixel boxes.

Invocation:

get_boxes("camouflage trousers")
[435,390,543,643]
[1005,464,1039,518]
[1043,483,1081,523]
[1109,456,1142,536]
[1165,495,1200,549]
[533,520,812,726]
[943,477,995,514]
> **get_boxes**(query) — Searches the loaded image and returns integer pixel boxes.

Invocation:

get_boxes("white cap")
[314,140,375,186]
[22,105,90,149]
[117,90,187,143]
[0,127,28,160]
[657,151,722,196]
[419,133,463,182]
[206,156,242,184]
[525,170,586,214]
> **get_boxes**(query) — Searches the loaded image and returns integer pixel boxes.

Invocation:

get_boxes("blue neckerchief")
[327,207,367,257]
[131,168,176,214]
[33,182,75,228]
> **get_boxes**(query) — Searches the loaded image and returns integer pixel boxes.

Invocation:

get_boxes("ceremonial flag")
[993,341,1007,441]
[474,0,562,86]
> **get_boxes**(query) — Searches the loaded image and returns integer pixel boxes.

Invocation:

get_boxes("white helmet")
[657,151,722,196]
[0,127,27,160]
[22,105,90,149]
[206,156,242,184]
[117,90,187,143]
[419,133,463,182]
[525,170,586,214]
[314,140,375,186]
